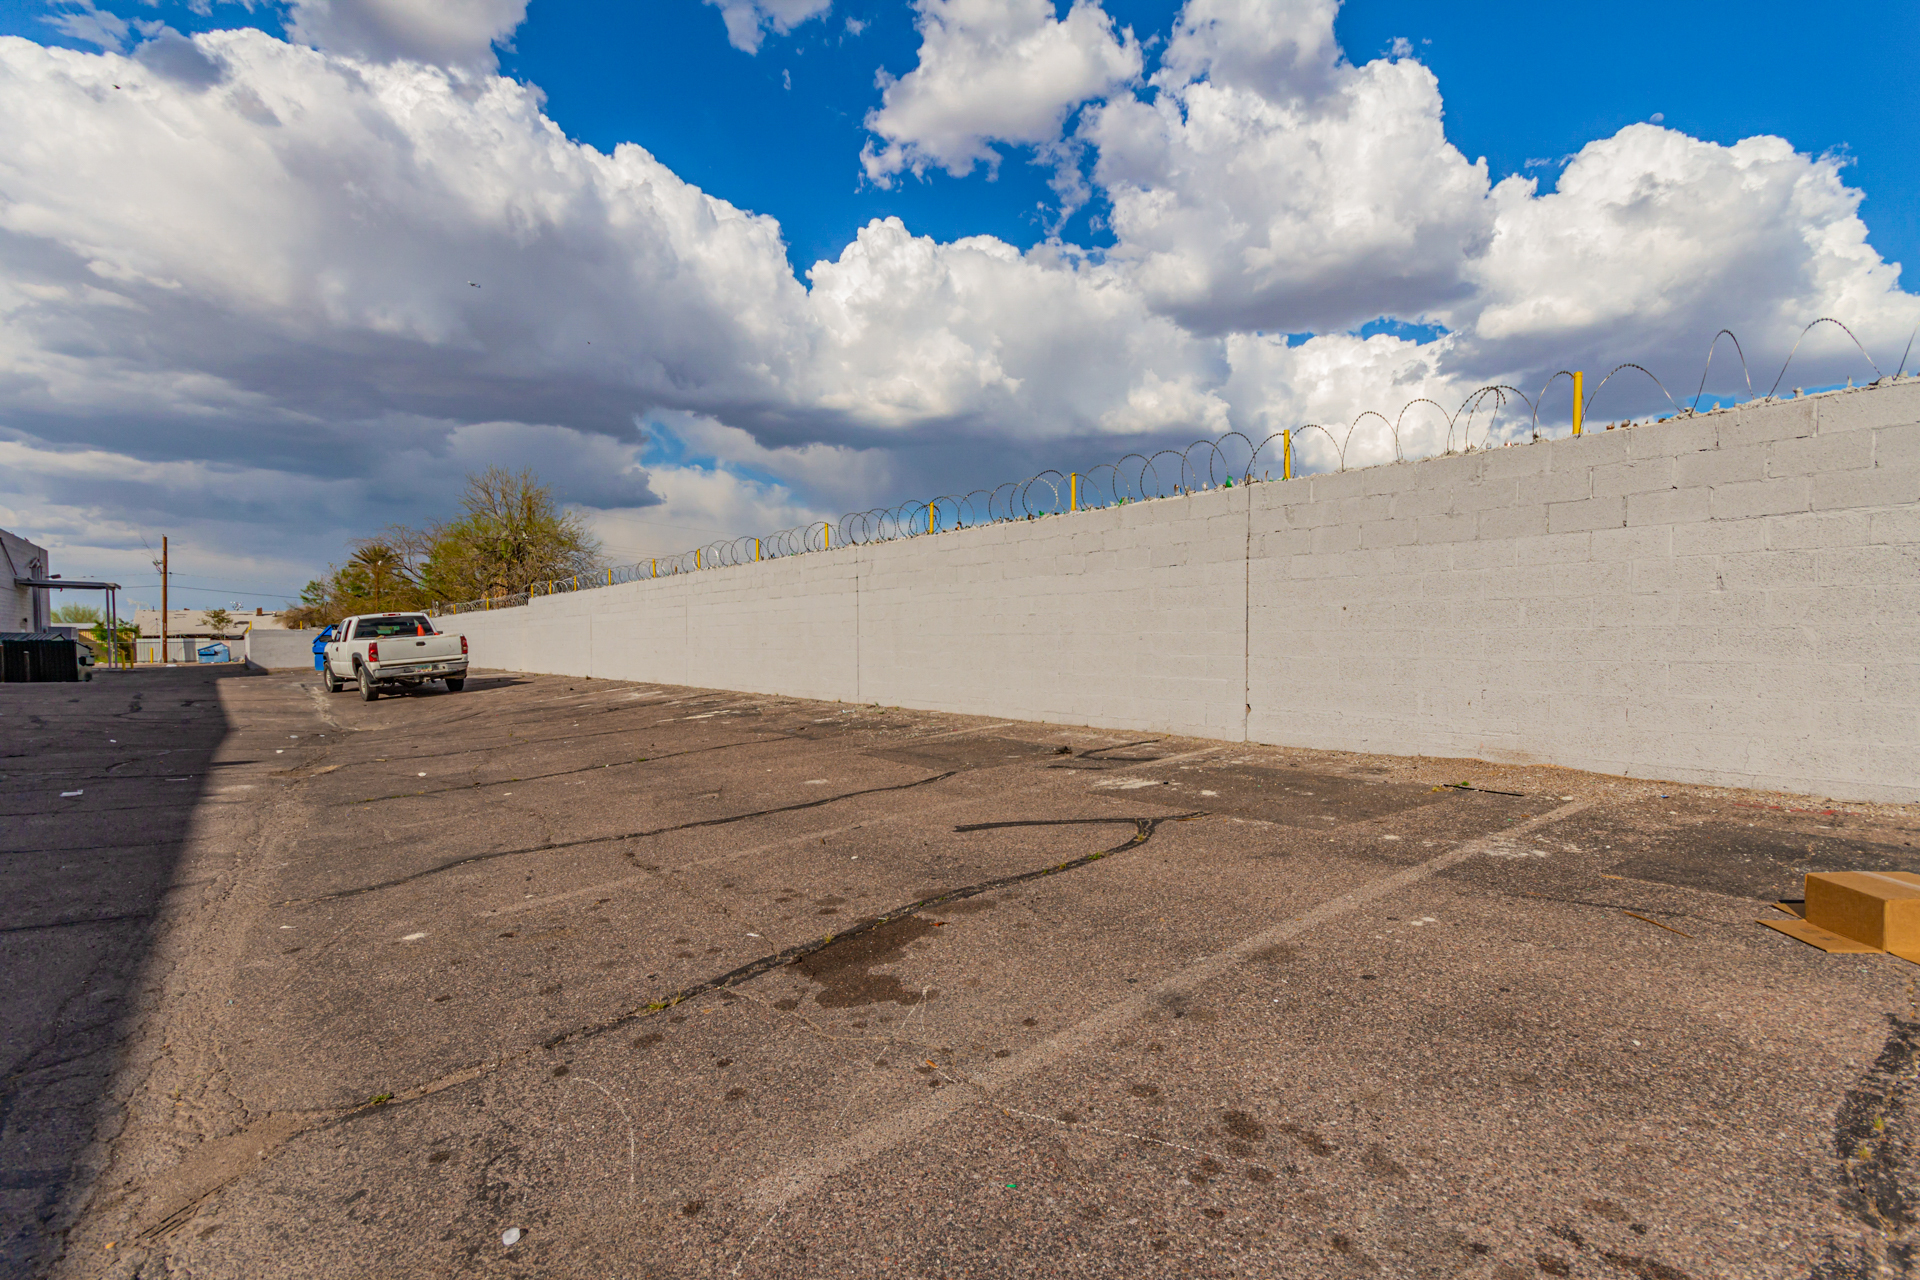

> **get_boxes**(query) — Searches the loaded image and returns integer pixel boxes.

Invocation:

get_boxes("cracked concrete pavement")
[3,665,1918,1278]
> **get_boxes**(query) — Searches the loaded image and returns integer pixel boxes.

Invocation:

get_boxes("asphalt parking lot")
[5,665,1918,1279]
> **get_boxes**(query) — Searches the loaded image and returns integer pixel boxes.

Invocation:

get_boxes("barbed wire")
[433,321,1912,616]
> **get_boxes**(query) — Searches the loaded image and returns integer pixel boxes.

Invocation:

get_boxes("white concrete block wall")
[1247,381,1919,800]
[853,488,1249,738]
[440,380,1920,802]
[245,628,322,669]
[683,553,860,702]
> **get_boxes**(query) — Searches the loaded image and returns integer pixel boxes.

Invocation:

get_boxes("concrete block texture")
[1591,457,1677,497]
[1513,465,1594,506]
[1627,416,1717,458]
[1626,487,1709,527]
[1709,476,1811,520]
[1876,422,1920,466]
[1476,444,1549,480]
[446,381,1918,802]
[1766,511,1873,551]
[1548,496,1626,534]
[1476,504,1550,541]
[1549,428,1632,467]
[1770,431,1873,477]
[1675,444,1767,488]
[1720,396,1816,446]
[1820,378,1920,433]
[1811,463,1920,512]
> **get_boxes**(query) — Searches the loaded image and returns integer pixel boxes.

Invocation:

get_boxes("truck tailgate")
[374,636,464,669]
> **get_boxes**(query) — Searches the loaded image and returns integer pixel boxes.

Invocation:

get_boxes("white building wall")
[445,380,1920,801]
[0,529,50,632]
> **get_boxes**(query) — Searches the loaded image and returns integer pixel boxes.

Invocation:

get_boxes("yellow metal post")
[572,575,578,591]
[696,549,702,570]
[1572,370,1584,436]
[651,558,656,579]
[1283,429,1292,480]
[928,505,935,534]
[607,568,613,585]
[755,538,761,562]
[1070,473,1078,511]
[824,523,831,551]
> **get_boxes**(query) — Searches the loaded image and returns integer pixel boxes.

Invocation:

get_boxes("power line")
[134,578,297,602]
[77,564,297,597]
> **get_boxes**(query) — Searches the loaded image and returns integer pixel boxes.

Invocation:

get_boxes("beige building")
[134,606,290,638]
[134,607,287,663]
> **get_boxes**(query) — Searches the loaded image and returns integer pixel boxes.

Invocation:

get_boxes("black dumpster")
[0,632,82,682]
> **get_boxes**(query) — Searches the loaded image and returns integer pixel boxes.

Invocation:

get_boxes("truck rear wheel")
[444,677,465,692]
[323,666,342,693]
[358,664,379,701]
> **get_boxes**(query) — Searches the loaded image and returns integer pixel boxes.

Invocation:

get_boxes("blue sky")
[0,0,1914,609]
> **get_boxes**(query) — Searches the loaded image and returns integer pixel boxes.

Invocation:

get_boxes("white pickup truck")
[322,612,468,700]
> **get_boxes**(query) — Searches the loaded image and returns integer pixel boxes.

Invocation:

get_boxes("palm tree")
[350,544,407,611]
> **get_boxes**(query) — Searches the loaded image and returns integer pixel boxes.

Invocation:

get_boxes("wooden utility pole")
[160,535,168,664]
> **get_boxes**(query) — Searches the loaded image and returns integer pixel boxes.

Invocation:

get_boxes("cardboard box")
[1807,872,1920,953]
[1762,871,1920,963]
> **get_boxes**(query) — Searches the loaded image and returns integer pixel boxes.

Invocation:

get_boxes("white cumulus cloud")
[1085,0,1491,336]
[1154,0,1343,100]
[44,0,129,52]
[285,0,528,69]
[1459,124,1917,393]
[0,27,1225,592]
[862,0,1141,185]
[0,30,813,438]
[705,0,833,54]
[1075,0,1915,404]
[805,218,1223,438]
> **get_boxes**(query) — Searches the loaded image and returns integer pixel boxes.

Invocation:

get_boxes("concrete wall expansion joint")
[446,382,1920,802]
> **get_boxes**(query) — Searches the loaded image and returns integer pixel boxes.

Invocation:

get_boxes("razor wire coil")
[434,324,1907,616]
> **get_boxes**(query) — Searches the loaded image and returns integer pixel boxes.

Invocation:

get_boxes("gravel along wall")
[447,380,1920,802]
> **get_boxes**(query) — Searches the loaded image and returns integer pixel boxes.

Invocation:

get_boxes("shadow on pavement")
[0,666,239,1277]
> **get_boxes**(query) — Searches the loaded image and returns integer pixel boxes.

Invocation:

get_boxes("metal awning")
[14,578,123,589]
[13,578,129,670]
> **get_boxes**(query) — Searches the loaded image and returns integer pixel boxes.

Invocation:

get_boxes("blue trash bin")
[197,643,231,663]
[312,625,335,671]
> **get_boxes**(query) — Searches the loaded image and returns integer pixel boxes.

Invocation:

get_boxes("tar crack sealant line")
[742,799,1590,1212]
